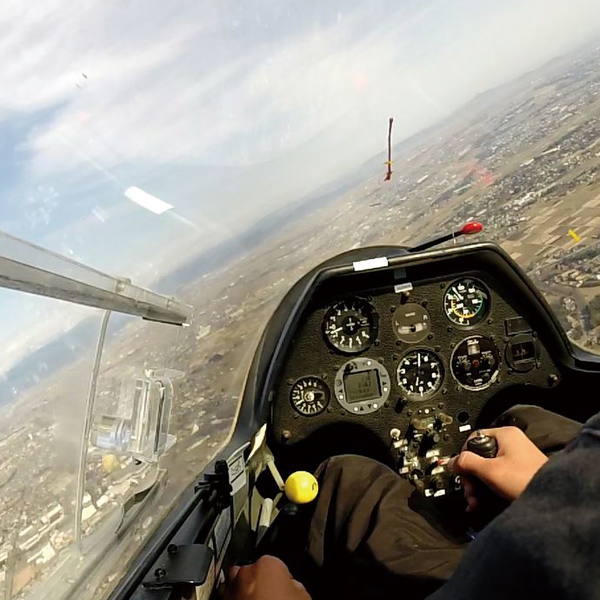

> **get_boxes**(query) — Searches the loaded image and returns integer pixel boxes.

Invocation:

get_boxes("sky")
[2,0,600,372]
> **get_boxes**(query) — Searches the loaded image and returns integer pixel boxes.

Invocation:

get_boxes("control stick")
[466,430,498,459]
[462,431,505,536]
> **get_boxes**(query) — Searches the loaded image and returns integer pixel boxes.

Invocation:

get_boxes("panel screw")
[447,326,453,333]
[374,340,381,347]
[407,409,413,416]
[155,568,167,580]
[167,544,178,555]
[327,407,333,413]
[435,346,441,352]
[282,430,291,441]
[287,378,294,386]
[390,305,396,313]
[428,333,434,340]
[440,283,446,289]
[438,402,445,409]
[442,388,448,395]
[487,318,493,325]
[548,374,559,387]
[396,340,402,346]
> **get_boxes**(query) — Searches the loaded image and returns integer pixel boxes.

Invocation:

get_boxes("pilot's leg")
[302,455,468,600]
[300,408,581,600]
[492,404,582,454]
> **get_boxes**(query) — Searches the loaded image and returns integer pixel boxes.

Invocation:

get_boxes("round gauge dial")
[397,350,444,399]
[323,298,377,354]
[443,278,489,327]
[392,303,431,344]
[290,377,330,416]
[451,336,500,391]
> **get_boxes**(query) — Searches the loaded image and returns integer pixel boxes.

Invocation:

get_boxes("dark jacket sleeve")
[428,413,600,600]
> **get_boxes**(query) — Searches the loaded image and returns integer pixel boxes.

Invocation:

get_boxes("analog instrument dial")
[397,350,444,399]
[290,377,330,416]
[444,278,489,327]
[451,336,500,390]
[392,303,431,344]
[323,298,377,354]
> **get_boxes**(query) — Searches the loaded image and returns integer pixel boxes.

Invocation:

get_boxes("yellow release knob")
[101,454,120,473]
[284,471,319,504]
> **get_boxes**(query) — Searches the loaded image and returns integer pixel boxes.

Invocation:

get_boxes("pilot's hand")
[221,555,311,600]
[448,426,548,509]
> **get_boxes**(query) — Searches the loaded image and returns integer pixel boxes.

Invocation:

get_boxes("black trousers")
[299,405,582,600]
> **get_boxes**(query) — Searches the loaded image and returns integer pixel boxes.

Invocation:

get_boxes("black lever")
[467,430,498,459]
[410,221,483,253]
[462,431,504,535]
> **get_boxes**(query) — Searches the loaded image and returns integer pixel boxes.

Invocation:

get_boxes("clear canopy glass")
[3,1,600,597]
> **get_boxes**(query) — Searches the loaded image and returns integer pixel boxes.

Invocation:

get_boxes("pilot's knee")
[315,454,391,486]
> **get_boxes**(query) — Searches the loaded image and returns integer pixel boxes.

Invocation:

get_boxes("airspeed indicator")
[443,278,489,327]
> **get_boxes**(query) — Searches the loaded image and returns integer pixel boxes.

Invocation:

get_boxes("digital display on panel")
[343,370,381,404]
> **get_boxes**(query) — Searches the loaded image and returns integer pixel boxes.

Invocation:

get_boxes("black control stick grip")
[466,430,498,459]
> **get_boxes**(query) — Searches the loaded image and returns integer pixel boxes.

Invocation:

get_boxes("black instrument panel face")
[271,267,560,465]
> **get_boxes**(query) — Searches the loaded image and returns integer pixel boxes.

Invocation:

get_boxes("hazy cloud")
[2,0,600,359]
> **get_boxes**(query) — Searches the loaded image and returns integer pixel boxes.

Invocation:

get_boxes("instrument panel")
[271,266,561,498]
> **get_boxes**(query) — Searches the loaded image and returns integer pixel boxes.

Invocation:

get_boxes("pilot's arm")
[431,414,600,599]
